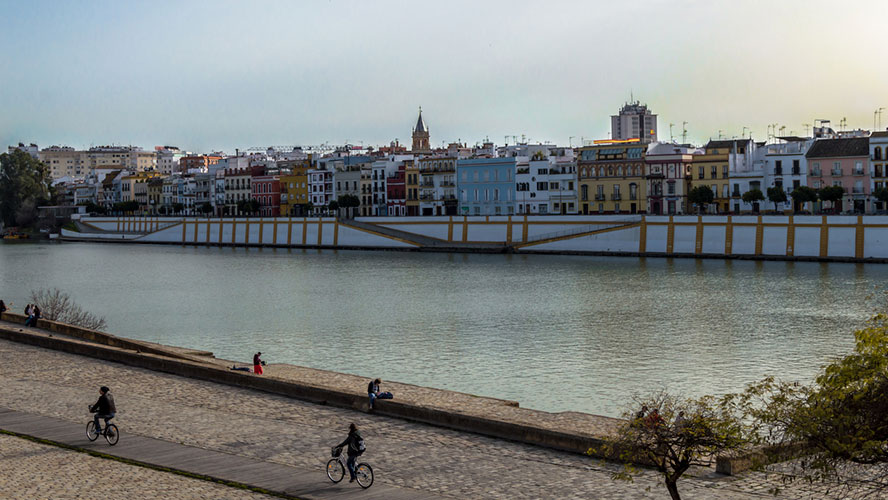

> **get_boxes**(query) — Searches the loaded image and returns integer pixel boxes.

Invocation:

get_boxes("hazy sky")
[2,0,887,153]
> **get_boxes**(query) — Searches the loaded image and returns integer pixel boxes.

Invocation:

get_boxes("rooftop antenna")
[803,123,811,136]
[879,107,885,129]
[779,125,786,137]
[681,122,688,144]
[569,136,575,148]
[718,130,724,140]
[742,126,749,139]
[840,117,847,131]
[669,123,675,142]
[504,135,509,146]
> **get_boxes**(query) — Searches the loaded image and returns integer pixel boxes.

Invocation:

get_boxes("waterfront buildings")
[39,146,85,179]
[870,131,888,212]
[457,157,516,216]
[760,138,813,212]
[577,142,647,214]
[156,146,186,175]
[252,175,281,216]
[417,156,458,216]
[644,142,696,215]
[806,137,871,213]
[689,140,754,213]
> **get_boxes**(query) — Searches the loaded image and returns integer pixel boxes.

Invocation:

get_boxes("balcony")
[830,169,843,176]
[792,168,801,175]
[732,190,741,198]
[853,169,866,176]
[421,182,435,187]
[595,194,605,201]
[810,169,821,177]
[611,193,621,201]
[629,194,637,201]
[439,181,455,187]
[774,168,783,175]
[852,187,866,194]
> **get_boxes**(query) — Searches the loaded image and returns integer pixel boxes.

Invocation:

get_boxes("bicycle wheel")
[104,424,119,445]
[86,421,99,442]
[355,463,373,489]
[326,458,344,483]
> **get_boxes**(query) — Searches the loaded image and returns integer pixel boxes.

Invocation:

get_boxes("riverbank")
[0,320,861,499]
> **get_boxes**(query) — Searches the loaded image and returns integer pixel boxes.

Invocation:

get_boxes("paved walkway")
[0,407,435,500]
[0,336,878,499]
[0,433,272,500]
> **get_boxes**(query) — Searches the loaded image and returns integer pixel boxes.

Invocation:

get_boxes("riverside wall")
[62,214,888,262]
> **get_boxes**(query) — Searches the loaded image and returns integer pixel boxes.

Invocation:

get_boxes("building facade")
[457,157,516,216]
[806,137,871,213]
[577,142,647,214]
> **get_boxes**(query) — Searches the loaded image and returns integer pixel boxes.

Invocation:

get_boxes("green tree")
[172,202,185,215]
[0,150,51,226]
[818,186,845,214]
[198,202,213,215]
[729,309,888,492]
[328,200,340,215]
[766,187,787,212]
[594,391,746,500]
[741,188,765,213]
[337,194,360,219]
[790,186,818,212]
[687,186,714,214]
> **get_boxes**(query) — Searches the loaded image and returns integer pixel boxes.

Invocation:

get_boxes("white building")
[759,138,813,212]
[611,100,657,143]
[155,146,186,175]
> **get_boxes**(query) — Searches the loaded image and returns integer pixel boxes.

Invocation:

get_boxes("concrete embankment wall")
[65,214,888,262]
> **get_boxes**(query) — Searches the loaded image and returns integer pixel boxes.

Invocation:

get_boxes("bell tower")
[412,106,430,153]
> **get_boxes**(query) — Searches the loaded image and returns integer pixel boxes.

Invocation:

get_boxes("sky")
[1,0,887,153]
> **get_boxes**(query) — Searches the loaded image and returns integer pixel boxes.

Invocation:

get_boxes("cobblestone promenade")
[0,338,872,499]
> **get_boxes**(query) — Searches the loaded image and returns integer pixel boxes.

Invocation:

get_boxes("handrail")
[522,217,640,243]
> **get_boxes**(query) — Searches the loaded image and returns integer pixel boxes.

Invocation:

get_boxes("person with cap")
[89,386,116,436]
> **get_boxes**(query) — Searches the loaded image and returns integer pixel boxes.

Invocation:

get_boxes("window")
[698,166,704,179]
[667,182,675,195]
[494,188,499,201]
[581,185,588,201]
[775,160,782,175]
[711,166,718,179]
[711,184,717,197]
[537,182,547,191]
[722,184,729,198]
[876,147,883,160]
[792,159,800,175]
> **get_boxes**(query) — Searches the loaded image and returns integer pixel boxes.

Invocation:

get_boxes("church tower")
[412,107,430,153]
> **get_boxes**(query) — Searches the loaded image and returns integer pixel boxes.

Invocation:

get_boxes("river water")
[0,241,882,417]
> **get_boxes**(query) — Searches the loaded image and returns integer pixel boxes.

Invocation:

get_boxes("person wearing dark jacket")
[0,300,7,315]
[367,378,393,410]
[335,423,364,482]
[89,386,116,435]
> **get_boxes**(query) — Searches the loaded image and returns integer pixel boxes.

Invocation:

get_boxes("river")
[1,241,881,417]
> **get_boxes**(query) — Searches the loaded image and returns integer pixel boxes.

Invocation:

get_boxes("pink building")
[805,137,870,214]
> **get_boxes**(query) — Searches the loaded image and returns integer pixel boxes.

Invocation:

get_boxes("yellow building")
[279,159,311,216]
[38,146,86,180]
[120,171,161,211]
[689,140,741,213]
[404,159,419,216]
[147,178,164,214]
[577,141,647,214]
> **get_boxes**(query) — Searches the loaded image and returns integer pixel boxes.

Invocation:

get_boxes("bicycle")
[86,409,119,445]
[326,446,373,488]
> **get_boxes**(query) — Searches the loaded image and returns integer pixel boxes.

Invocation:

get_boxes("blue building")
[456,157,516,216]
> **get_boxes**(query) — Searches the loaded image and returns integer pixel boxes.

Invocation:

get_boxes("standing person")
[334,423,365,483]
[89,386,116,436]
[253,352,264,375]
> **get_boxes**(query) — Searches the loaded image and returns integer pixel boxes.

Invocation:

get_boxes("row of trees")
[598,306,888,499]
[686,184,888,214]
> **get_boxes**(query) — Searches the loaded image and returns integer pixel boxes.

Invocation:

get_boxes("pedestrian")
[0,300,7,314]
[253,352,264,375]
[645,408,664,428]
[673,411,687,433]
[367,378,393,410]
[334,423,365,483]
[33,305,41,324]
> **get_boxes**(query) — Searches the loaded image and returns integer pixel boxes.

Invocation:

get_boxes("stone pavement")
[0,337,877,499]
[0,433,272,500]
[0,407,438,500]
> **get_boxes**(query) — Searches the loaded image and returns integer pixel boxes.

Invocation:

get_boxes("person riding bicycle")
[334,423,364,483]
[89,386,116,436]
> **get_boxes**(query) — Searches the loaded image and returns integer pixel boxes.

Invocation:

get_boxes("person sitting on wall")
[0,300,7,314]
[367,378,393,410]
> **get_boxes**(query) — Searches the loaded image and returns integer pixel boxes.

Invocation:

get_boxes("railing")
[522,218,641,244]
[775,168,783,175]
[853,170,866,176]
[595,194,605,201]
[611,193,621,200]
[629,194,637,201]
[810,169,821,177]
[831,169,843,176]
[852,187,866,194]
[439,181,455,187]
[792,168,801,175]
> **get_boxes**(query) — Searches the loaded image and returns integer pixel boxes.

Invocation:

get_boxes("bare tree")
[29,288,107,331]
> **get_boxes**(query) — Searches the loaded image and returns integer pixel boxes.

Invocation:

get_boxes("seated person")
[367,378,393,410]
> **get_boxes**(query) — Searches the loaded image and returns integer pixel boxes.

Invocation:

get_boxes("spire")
[414,106,428,134]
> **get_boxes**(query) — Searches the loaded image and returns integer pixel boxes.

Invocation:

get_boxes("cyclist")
[334,423,364,482]
[89,386,116,436]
